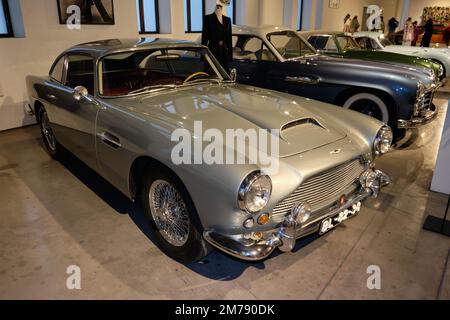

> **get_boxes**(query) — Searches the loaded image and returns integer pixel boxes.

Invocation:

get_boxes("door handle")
[97,132,121,149]
[47,94,57,100]
[285,76,320,84]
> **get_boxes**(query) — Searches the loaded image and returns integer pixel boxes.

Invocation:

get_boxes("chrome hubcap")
[149,180,190,247]
[41,112,56,152]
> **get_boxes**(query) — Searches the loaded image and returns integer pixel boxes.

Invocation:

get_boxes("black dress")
[421,21,434,47]
[201,13,232,72]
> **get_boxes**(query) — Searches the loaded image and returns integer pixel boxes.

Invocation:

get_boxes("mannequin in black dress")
[201,3,232,72]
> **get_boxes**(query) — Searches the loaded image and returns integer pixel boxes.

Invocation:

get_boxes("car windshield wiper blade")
[128,84,178,95]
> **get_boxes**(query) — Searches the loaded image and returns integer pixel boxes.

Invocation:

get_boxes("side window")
[325,38,338,52]
[357,37,369,49]
[65,55,95,94]
[50,56,66,83]
[308,36,328,51]
[232,36,275,62]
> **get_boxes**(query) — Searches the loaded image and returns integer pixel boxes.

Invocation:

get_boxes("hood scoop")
[281,118,325,132]
[281,118,330,144]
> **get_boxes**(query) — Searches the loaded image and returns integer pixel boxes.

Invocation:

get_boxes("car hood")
[114,84,349,157]
[299,54,435,84]
[385,45,450,56]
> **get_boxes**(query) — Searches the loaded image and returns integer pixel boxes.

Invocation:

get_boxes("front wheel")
[343,93,390,124]
[141,166,210,264]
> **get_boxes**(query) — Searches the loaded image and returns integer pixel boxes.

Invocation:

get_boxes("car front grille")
[415,90,435,117]
[272,159,366,216]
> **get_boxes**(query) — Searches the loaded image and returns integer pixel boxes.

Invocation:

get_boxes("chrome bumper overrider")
[204,169,390,261]
[397,103,438,129]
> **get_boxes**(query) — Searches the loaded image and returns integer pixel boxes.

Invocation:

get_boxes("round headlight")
[374,126,393,156]
[238,172,272,214]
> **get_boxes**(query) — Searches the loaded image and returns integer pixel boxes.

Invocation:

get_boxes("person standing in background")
[421,18,434,47]
[81,0,112,23]
[388,17,399,43]
[380,16,386,33]
[444,23,450,47]
[411,21,419,47]
[402,18,414,46]
[343,14,351,33]
[351,16,360,33]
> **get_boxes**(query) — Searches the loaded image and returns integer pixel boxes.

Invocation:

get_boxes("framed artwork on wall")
[329,0,340,9]
[57,0,115,25]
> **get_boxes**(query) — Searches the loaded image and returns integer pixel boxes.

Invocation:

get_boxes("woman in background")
[343,14,352,33]
[421,18,434,47]
[411,21,420,47]
[351,16,360,33]
[402,18,414,46]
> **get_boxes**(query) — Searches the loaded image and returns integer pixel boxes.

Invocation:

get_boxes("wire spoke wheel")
[40,112,57,152]
[149,180,190,247]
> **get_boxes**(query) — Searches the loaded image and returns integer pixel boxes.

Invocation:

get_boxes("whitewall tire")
[343,93,390,124]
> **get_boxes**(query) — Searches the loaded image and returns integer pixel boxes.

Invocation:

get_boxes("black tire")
[141,165,210,264]
[38,107,62,159]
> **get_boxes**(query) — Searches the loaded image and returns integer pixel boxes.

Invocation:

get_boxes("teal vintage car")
[301,31,445,83]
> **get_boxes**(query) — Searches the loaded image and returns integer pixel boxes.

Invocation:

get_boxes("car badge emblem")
[330,149,342,155]
[339,195,346,206]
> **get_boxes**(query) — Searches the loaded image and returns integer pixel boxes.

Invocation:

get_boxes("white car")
[353,31,450,79]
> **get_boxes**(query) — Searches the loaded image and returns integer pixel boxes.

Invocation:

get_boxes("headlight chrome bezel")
[238,171,272,214]
[374,126,393,156]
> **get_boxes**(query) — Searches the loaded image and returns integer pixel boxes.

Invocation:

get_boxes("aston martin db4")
[26,38,391,263]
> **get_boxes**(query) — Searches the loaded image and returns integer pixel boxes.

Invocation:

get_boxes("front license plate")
[319,202,362,235]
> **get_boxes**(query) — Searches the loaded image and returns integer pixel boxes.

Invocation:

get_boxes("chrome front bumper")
[397,103,438,129]
[204,169,390,261]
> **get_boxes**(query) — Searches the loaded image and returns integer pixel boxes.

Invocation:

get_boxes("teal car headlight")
[238,171,272,214]
[374,126,393,156]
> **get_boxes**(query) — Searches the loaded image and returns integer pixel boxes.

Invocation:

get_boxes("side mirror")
[230,68,237,82]
[73,86,89,101]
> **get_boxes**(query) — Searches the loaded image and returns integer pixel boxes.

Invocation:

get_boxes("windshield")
[336,36,360,51]
[99,48,230,97]
[267,31,316,59]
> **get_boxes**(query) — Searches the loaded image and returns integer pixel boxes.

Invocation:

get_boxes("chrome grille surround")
[414,89,435,117]
[272,158,367,217]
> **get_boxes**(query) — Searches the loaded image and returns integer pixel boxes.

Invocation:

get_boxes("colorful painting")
[421,6,450,26]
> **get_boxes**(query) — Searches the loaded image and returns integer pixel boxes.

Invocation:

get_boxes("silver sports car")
[26,38,391,263]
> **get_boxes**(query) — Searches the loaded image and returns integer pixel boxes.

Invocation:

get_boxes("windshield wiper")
[128,84,178,95]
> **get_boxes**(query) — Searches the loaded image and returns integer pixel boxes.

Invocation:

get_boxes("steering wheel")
[184,72,210,84]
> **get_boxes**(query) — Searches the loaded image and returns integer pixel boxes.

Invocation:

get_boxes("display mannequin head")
[215,4,223,16]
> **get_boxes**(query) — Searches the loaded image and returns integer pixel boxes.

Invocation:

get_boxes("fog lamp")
[292,202,311,224]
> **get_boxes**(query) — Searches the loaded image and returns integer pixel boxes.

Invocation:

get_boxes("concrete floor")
[1,96,450,300]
